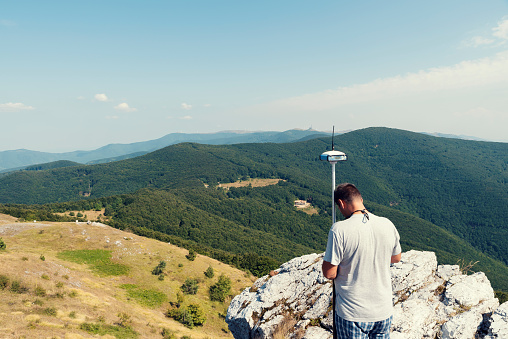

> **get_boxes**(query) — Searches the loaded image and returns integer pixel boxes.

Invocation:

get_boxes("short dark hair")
[334,183,362,205]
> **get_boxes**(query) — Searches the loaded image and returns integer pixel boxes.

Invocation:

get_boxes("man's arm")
[322,260,338,279]
[391,252,401,263]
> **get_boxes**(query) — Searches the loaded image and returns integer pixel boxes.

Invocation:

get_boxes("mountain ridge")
[0,129,329,172]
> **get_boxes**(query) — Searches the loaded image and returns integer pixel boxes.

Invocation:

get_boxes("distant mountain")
[423,132,488,141]
[0,129,328,171]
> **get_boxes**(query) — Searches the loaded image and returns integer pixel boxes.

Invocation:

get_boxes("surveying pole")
[320,127,347,339]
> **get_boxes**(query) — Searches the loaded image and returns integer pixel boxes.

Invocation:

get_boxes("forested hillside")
[0,127,506,290]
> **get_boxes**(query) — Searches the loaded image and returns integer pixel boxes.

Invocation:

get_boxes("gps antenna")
[332,126,335,150]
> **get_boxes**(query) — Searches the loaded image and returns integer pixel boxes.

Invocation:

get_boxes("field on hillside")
[0,214,255,339]
[218,178,283,189]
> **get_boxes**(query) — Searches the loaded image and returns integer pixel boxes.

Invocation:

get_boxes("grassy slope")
[0,213,254,339]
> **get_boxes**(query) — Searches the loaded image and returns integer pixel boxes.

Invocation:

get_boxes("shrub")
[0,237,6,250]
[186,249,196,261]
[10,280,29,294]
[209,274,232,302]
[166,304,205,328]
[0,275,9,289]
[152,260,166,275]
[43,307,57,316]
[181,278,199,295]
[35,286,47,297]
[204,266,214,279]
[39,255,45,261]
[117,312,131,327]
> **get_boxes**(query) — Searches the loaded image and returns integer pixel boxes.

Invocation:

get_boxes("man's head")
[334,183,364,217]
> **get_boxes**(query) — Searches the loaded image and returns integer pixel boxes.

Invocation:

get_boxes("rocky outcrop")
[226,250,507,338]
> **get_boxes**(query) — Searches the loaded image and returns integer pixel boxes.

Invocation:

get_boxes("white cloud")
[94,93,109,102]
[180,115,193,120]
[466,36,495,47]
[203,104,212,107]
[114,103,137,112]
[0,102,34,112]
[493,18,508,40]
[262,51,508,112]
[465,18,508,47]
[106,115,119,120]
[181,103,192,110]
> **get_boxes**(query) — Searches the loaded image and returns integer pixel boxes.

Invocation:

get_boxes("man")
[322,183,401,338]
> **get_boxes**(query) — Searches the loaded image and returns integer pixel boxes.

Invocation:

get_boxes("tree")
[209,274,231,302]
[204,265,214,278]
[152,260,166,276]
[186,249,196,261]
[181,278,199,295]
[166,304,206,328]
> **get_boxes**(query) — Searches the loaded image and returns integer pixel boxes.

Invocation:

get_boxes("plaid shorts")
[336,314,393,339]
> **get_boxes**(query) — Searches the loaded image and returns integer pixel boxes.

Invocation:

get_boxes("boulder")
[226,250,506,339]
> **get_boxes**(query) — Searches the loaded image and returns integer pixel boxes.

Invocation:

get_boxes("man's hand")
[391,252,402,263]
[322,260,337,279]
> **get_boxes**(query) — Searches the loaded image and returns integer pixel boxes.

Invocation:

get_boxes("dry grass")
[0,213,255,338]
[218,178,284,189]
[56,209,106,221]
[457,259,479,275]
[271,314,298,339]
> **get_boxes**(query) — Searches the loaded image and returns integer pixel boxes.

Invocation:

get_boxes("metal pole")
[332,162,336,223]
[331,161,337,339]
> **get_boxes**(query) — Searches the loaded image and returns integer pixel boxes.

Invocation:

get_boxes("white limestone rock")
[302,326,332,339]
[391,250,437,296]
[226,250,505,339]
[445,272,496,308]
[437,264,461,281]
[392,298,441,338]
[486,302,508,339]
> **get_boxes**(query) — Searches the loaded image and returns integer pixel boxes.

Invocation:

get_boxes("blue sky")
[1,1,508,152]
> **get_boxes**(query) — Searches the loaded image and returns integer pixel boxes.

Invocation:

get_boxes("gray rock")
[226,251,506,339]
[486,302,508,339]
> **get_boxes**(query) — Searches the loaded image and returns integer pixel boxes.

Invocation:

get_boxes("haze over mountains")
[0,127,507,292]
[0,129,328,172]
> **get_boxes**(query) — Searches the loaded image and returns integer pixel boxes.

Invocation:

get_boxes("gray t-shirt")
[324,213,401,322]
